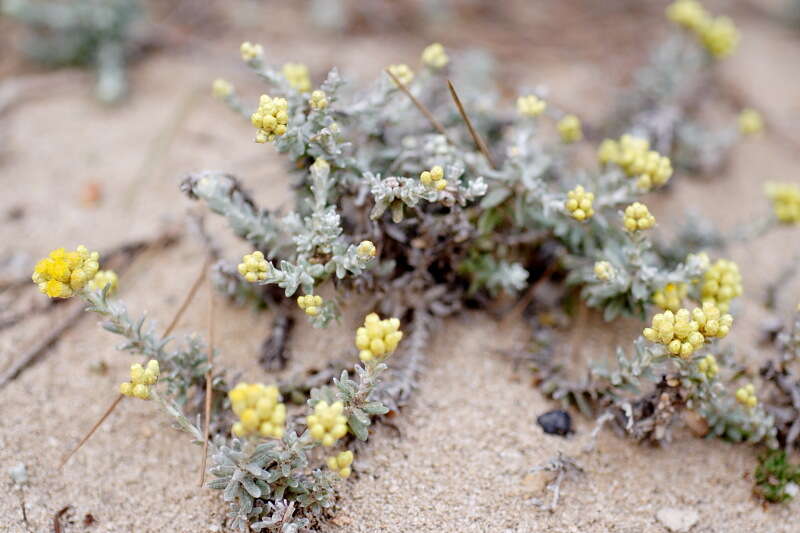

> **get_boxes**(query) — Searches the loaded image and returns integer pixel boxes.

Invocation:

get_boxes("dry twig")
[384,69,452,143]
[447,80,496,169]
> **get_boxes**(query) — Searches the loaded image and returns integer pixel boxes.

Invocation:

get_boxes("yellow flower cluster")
[119,360,159,400]
[388,64,414,86]
[666,1,739,58]
[644,301,732,358]
[653,283,687,312]
[32,245,100,299]
[735,384,757,408]
[765,182,800,224]
[420,165,446,191]
[307,400,348,446]
[700,16,739,59]
[738,109,763,135]
[666,0,708,32]
[516,94,547,117]
[692,301,733,339]
[598,135,673,191]
[282,62,311,93]
[356,240,377,259]
[238,251,270,283]
[309,90,328,110]
[240,41,263,62]
[557,114,582,143]
[594,261,615,282]
[87,269,118,294]
[421,42,449,69]
[697,354,719,379]
[355,313,403,363]
[643,308,706,358]
[297,294,323,316]
[701,259,742,313]
[327,450,354,478]
[564,185,595,221]
[212,78,233,99]
[623,202,656,232]
[251,94,289,143]
[229,383,286,439]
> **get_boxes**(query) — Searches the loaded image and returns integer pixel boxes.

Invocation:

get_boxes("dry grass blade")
[58,395,123,468]
[60,256,210,468]
[200,276,215,487]
[384,69,453,143]
[446,80,496,169]
[164,256,211,336]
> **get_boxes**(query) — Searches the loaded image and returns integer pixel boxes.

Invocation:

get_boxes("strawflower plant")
[30,2,800,529]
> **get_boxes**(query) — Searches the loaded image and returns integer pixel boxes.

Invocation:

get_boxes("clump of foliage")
[29,1,800,530]
[1,0,143,102]
[755,450,800,502]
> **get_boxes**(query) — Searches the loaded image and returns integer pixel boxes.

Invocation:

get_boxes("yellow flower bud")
[564,185,594,221]
[356,240,377,259]
[557,114,582,143]
[387,64,414,86]
[421,43,449,69]
[517,94,546,117]
[212,78,234,99]
[282,63,311,93]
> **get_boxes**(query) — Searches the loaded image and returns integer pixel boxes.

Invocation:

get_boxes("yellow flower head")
[735,383,757,408]
[653,283,687,312]
[765,182,800,224]
[32,245,100,299]
[666,0,709,32]
[228,383,286,439]
[298,294,323,317]
[388,64,414,86]
[282,63,312,93]
[557,114,582,143]
[120,359,159,400]
[421,42,449,69]
[599,135,672,191]
[643,308,705,359]
[307,400,348,446]
[701,259,742,313]
[251,94,289,143]
[356,240,377,259]
[240,41,263,62]
[309,90,329,110]
[700,16,739,59]
[623,202,656,232]
[212,78,234,99]
[691,300,733,339]
[516,94,547,117]
[327,450,354,478]
[564,185,595,221]
[420,165,446,191]
[697,354,719,379]
[738,108,763,135]
[355,313,403,363]
[87,270,118,294]
[238,251,270,283]
[594,261,615,282]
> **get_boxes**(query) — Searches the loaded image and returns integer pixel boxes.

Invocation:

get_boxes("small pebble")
[656,507,699,532]
[537,409,573,436]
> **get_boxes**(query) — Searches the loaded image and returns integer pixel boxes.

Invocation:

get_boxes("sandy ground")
[1,1,800,531]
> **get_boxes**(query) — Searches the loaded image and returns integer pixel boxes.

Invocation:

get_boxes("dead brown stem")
[384,69,453,143]
[200,277,215,487]
[447,80,496,169]
[60,256,210,468]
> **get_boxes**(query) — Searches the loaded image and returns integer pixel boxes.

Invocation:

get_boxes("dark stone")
[537,409,573,436]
